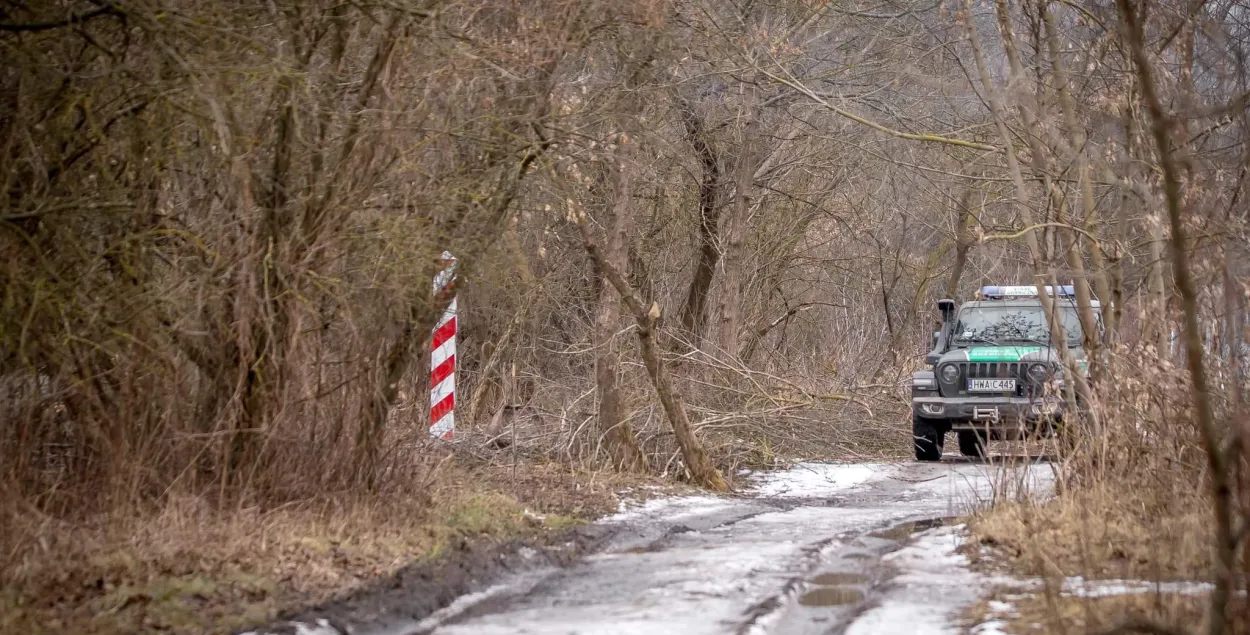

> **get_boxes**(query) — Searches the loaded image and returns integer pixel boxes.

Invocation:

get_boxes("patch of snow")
[370,568,562,635]
[748,462,884,498]
[905,545,1215,635]
[295,622,341,635]
[973,600,1022,635]
[903,460,1055,506]
[1062,577,1213,598]
[846,525,984,635]
[255,461,1059,635]
[987,600,1014,613]
[972,619,1012,635]
[431,495,909,635]
[604,494,736,523]
[407,580,531,632]
[846,601,958,635]
[238,619,342,635]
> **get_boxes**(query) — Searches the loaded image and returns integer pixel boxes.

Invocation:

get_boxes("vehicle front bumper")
[912,394,1064,433]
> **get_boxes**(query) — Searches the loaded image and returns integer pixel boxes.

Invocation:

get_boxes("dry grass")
[964,483,1223,635]
[963,349,1250,634]
[0,461,644,635]
[965,590,1206,635]
[969,483,1211,582]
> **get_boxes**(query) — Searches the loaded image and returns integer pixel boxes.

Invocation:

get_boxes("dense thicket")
[4,1,1250,624]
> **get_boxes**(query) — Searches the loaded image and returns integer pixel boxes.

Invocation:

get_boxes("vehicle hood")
[937,346,1088,371]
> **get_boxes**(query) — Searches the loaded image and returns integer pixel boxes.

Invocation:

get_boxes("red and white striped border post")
[430,251,457,439]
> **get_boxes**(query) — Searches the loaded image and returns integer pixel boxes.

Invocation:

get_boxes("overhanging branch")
[756,68,1001,152]
[0,2,121,33]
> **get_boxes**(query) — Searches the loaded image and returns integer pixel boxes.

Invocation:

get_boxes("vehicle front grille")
[939,361,1029,397]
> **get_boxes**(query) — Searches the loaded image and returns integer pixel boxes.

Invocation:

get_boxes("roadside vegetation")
[1,460,633,634]
[2,0,1248,633]
[956,1,1250,633]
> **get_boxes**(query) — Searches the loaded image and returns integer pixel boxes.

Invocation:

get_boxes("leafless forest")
[3,0,1250,632]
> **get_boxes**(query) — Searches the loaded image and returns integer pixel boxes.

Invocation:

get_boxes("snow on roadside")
[747,461,885,498]
[238,619,341,635]
[608,461,889,522]
[836,518,1202,635]
[604,494,737,524]
[901,529,1216,635]
[845,524,985,635]
[967,575,1219,635]
[970,619,1013,635]
[1061,577,1213,598]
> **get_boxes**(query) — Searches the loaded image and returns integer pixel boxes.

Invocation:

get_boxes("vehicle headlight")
[940,364,959,382]
[1027,363,1049,382]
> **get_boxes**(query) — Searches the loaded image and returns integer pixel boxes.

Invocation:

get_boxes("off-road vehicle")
[910,285,1097,461]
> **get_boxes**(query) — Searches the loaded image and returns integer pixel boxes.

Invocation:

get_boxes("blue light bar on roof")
[980,285,1075,299]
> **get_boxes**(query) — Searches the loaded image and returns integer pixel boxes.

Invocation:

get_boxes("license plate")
[968,379,1016,392]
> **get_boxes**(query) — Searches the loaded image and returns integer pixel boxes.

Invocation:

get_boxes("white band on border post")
[430,251,457,439]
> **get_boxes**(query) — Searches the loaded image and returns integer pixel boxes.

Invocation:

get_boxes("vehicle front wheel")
[913,414,944,462]
[958,430,987,458]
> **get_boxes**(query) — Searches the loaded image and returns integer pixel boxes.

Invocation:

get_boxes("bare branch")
[0,2,120,33]
[755,68,1001,152]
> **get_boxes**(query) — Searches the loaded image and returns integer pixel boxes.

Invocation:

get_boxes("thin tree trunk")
[676,101,721,349]
[946,187,974,298]
[716,79,761,360]
[991,0,1090,411]
[1079,165,1114,344]
[1041,5,1103,368]
[1117,2,1235,633]
[1056,196,1100,352]
[1110,92,1144,339]
[1224,245,1241,423]
[964,0,1089,413]
[574,211,727,491]
[483,365,517,446]
[1149,217,1171,356]
[467,310,522,427]
[357,314,420,489]
[594,135,647,472]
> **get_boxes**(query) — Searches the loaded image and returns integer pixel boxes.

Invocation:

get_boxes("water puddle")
[625,544,662,554]
[811,572,869,585]
[798,586,864,606]
[868,517,948,540]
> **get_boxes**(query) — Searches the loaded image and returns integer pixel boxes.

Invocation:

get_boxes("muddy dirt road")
[254,459,1052,635]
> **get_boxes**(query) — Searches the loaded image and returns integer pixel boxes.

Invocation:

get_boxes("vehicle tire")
[913,414,944,462]
[958,430,987,458]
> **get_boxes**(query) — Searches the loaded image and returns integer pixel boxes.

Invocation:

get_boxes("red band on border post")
[430,251,457,439]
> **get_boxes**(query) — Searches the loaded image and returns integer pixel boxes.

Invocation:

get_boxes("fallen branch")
[572,209,728,491]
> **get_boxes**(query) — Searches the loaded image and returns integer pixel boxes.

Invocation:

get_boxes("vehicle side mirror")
[934,299,956,357]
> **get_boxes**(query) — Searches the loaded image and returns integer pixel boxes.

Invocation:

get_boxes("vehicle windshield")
[952,302,1083,347]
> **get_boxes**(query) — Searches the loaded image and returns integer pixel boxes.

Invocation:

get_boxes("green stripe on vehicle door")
[965,346,1043,362]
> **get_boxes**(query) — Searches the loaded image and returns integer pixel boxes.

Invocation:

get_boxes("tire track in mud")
[747,516,955,635]
[243,459,1053,635]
